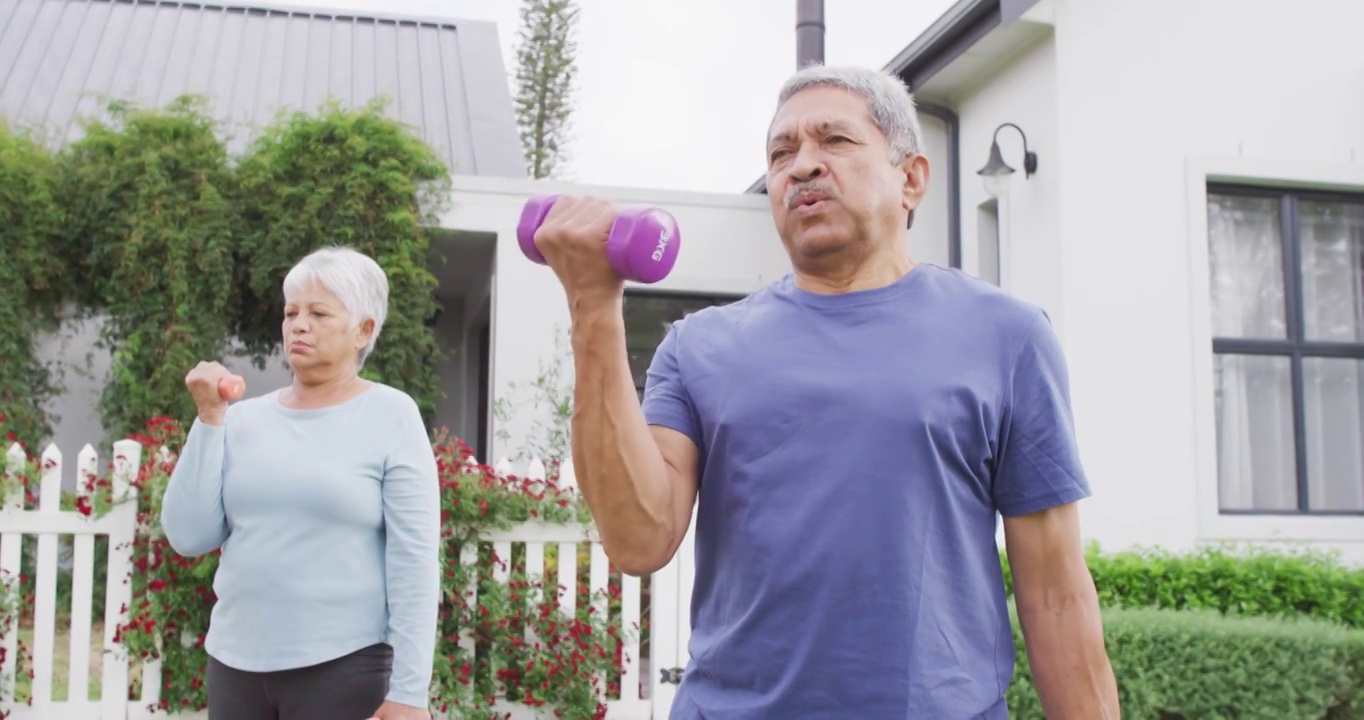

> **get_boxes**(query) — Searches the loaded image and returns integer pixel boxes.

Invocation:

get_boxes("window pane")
[623,293,742,400]
[1214,353,1297,511]
[1299,200,1364,343]
[1207,194,1287,339]
[1302,357,1364,511]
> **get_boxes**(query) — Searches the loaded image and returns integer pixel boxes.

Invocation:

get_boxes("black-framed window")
[624,290,746,401]
[1206,184,1364,515]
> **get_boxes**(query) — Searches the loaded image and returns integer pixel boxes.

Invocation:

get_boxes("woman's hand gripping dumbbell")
[184,361,245,426]
[517,193,681,288]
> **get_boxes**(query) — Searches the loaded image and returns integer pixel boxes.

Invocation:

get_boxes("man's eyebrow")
[817,120,861,136]
[768,120,859,146]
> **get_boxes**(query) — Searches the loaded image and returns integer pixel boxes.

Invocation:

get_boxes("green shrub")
[1006,605,1364,720]
[233,99,450,423]
[1000,543,1364,628]
[57,96,241,443]
[0,118,69,446]
[0,94,451,447]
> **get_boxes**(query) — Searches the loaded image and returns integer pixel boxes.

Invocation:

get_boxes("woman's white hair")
[774,63,925,163]
[282,246,389,366]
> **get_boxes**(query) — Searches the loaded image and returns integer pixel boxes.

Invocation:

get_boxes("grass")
[4,610,150,705]
[10,617,107,702]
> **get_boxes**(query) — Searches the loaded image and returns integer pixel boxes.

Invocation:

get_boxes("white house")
[4,0,1361,565]
[886,0,1364,563]
[476,0,1364,564]
[744,0,1364,563]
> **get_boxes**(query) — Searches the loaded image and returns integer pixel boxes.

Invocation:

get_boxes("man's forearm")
[568,293,675,574]
[1018,597,1120,719]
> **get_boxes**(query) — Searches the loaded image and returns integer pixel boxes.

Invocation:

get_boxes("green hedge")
[0,95,450,449]
[1006,605,1364,719]
[1001,543,1364,628]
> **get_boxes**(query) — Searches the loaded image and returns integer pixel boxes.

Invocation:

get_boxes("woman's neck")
[284,370,369,409]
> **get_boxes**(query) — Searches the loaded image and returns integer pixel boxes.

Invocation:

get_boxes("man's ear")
[901,153,931,215]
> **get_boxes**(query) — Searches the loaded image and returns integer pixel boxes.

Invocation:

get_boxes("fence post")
[30,444,65,706]
[100,438,142,720]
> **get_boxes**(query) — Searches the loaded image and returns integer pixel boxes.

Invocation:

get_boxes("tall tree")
[513,0,580,179]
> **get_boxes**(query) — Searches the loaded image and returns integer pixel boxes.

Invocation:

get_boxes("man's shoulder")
[919,264,1050,342]
[667,279,789,335]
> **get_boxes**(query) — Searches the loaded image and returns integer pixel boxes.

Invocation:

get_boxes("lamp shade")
[977,140,1015,178]
[977,139,1015,197]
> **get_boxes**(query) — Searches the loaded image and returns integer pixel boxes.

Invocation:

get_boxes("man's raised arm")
[532,195,700,577]
[569,294,698,576]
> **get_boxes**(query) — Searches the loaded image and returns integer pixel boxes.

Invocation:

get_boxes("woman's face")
[281,280,372,376]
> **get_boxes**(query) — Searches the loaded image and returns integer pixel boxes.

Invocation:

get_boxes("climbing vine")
[0,119,69,446]
[58,96,241,443]
[233,99,450,420]
[0,95,450,444]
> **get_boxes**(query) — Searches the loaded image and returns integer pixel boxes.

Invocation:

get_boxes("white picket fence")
[0,441,696,719]
[0,440,139,720]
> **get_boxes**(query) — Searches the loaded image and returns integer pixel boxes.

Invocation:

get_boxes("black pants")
[206,643,393,719]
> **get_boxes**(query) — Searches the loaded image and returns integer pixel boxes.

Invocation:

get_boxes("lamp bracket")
[992,122,1038,178]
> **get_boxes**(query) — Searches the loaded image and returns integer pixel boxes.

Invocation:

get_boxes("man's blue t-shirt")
[640,263,1091,719]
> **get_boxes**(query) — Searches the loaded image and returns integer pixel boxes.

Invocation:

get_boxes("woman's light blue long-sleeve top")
[159,383,441,708]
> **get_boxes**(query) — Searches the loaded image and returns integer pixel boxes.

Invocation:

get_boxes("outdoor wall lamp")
[976,122,1037,198]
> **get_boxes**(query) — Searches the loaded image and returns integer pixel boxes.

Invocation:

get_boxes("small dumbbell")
[516,194,681,284]
[218,374,245,401]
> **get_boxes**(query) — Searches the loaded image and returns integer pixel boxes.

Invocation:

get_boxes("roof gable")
[0,0,525,177]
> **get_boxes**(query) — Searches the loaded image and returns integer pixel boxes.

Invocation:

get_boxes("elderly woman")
[160,246,440,720]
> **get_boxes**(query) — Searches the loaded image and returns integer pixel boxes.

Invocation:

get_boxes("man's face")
[764,86,925,262]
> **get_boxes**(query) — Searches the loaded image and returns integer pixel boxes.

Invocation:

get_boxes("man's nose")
[789,145,825,182]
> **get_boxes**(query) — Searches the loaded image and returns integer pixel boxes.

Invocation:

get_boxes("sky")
[266,0,958,194]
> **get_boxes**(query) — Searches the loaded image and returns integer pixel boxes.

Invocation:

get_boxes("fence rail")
[0,441,693,719]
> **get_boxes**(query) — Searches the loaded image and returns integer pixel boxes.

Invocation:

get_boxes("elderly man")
[531,64,1118,719]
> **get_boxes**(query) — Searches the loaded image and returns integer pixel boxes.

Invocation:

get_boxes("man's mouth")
[792,192,828,213]
[787,182,835,209]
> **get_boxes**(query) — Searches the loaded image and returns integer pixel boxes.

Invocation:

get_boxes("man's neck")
[792,248,916,295]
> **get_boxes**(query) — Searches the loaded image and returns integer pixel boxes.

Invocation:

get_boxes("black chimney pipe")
[796,0,824,68]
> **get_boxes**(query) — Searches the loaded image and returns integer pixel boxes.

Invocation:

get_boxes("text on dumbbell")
[652,225,673,262]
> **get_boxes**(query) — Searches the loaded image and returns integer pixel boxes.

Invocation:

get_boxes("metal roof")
[0,0,525,178]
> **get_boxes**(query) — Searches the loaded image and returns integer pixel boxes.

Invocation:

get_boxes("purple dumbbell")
[516,194,681,284]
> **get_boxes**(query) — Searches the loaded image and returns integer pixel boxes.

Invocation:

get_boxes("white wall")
[913,113,952,269]
[953,28,1064,330]
[434,176,793,462]
[955,0,1364,562]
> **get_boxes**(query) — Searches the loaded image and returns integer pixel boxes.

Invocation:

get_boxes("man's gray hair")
[282,246,390,366]
[775,64,925,163]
